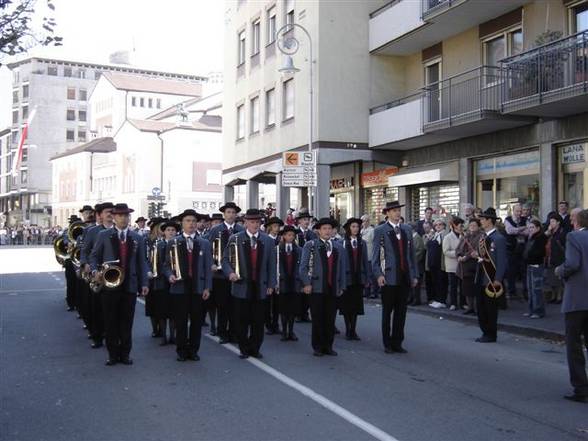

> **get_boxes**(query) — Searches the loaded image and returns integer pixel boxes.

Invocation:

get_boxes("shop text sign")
[561,144,585,164]
[360,167,399,188]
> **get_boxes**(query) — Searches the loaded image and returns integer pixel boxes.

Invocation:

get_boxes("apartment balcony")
[423,66,534,137]
[370,0,527,55]
[501,30,588,118]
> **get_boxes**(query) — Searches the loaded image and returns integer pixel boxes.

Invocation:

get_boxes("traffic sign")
[151,187,161,197]
[282,151,316,167]
[282,165,317,187]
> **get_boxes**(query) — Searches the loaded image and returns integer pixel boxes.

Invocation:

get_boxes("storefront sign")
[330,177,354,191]
[360,167,399,188]
[561,144,585,165]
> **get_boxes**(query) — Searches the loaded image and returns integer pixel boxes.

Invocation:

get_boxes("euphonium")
[67,220,85,243]
[92,260,125,292]
[170,238,183,281]
[53,237,69,265]
[229,238,241,280]
[479,236,504,299]
[212,231,222,269]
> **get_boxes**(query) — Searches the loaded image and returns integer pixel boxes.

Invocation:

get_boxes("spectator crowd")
[0,224,63,246]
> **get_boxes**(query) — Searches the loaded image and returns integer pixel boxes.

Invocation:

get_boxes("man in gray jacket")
[555,209,588,403]
[372,201,418,354]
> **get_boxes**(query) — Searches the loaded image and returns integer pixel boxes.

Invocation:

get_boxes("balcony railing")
[421,0,453,18]
[501,30,588,112]
[370,91,423,115]
[423,65,502,131]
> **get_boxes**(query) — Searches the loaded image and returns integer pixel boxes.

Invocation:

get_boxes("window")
[67,88,76,100]
[21,147,27,162]
[267,7,277,44]
[12,90,18,103]
[78,110,87,122]
[156,99,161,109]
[94,71,101,80]
[11,131,19,144]
[285,0,295,25]
[140,97,145,107]
[78,130,86,142]
[131,96,136,107]
[66,130,75,142]
[148,98,153,108]
[77,69,86,79]
[238,30,246,65]
[236,104,245,139]
[12,110,18,124]
[66,109,76,121]
[483,28,523,66]
[206,169,222,185]
[252,19,261,55]
[250,96,260,133]
[64,67,72,77]
[283,79,294,120]
[79,89,87,101]
[22,84,28,99]
[265,88,275,126]
[22,106,28,120]
[20,170,27,185]
[572,2,588,33]
[47,65,58,76]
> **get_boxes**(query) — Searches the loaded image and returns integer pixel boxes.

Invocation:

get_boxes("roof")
[50,137,117,160]
[101,71,202,97]
[127,115,221,134]
[6,56,207,82]
[149,91,223,120]
[0,128,10,137]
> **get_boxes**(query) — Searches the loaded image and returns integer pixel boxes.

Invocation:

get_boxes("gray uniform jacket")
[299,238,348,295]
[371,222,417,286]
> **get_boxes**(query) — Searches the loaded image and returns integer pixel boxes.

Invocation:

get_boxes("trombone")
[170,238,183,281]
[229,237,241,280]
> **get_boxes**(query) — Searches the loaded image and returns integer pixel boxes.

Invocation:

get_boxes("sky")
[0,0,226,126]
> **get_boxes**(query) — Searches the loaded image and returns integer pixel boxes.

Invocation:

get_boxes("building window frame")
[568,0,588,34]
[79,89,87,101]
[265,88,276,127]
[252,18,261,56]
[236,104,245,140]
[67,87,76,100]
[482,25,523,66]
[250,95,260,134]
[238,29,246,66]
[66,129,75,142]
[282,78,294,121]
[267,6,277,45]
[66,109,76,121]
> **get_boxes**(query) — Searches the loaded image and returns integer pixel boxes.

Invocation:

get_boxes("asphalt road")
[1,250,587,441]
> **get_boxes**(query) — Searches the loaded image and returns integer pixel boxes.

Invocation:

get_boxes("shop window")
[410,185,459,222]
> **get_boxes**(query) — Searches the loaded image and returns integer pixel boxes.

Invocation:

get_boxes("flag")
[11,107,36,177]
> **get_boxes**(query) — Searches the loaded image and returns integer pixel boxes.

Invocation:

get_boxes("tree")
[0,0,62,65]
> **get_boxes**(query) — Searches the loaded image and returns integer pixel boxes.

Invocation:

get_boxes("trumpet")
[170,238,183,281]
[91,260,125,292]
[229,238,241,280]
[149,239,159,279]
[212,231,223,270]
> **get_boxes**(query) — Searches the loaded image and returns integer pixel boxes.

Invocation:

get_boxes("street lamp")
[276,23,315,217]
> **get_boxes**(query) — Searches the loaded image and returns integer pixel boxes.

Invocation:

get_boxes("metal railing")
[369,0,401,19]
[421,0,453,18]
[369,91,424,115]
[501,30,588,108]
[423,65,502,129]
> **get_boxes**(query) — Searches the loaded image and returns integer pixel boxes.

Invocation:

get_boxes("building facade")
[4,57,206,227]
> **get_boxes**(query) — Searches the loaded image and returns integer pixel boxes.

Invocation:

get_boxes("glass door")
[425,61,441,123]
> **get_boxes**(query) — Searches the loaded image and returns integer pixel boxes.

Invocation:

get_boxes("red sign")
[361,167,399,188]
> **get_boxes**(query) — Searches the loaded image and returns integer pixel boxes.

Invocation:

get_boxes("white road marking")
[0,288,65,294]
[137,297,400,441]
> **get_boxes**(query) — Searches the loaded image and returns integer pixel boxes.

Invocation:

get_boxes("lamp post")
[276,23,315,216]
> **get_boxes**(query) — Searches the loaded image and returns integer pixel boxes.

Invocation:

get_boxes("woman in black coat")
[523,219,548,319]
[277,226,303,341]
[340,218,370,341]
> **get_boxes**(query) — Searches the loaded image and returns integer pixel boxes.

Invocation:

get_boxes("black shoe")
[188,354,200,361]
[210,328,217,336]
[105,359,117,366]
[120,357,133,365]
[564,394,587,403]
[202,321,209,327]
[313,350,324,357]
[239,353,249,359]
[323,349,338,356]
[160,338,168,346]
[351,333,361,341]
[91,341,103,349]
[475,336,497,343]
[391,346,408,354]
[251,352,263,359]
[288,332,298,341]
[334,327,340,335]
[266,329,275,335]
[67,307,75,312]
[219,337,229,344]
[463,309,476,315]
[280,334,289,341]
[384,347,394,354]
[176,355,187,362]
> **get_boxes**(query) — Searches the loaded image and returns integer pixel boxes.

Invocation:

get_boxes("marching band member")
[277,225,302,341]
[90,203,149,366]
[145,217,165,339]
[340,218,370,341]
[300,218,347,357]
[222,208,277,359]
[207,202,244,344]
[62,215,81,312]
[295,208,317,323]
[195,213,208,237]
[76,205,95,332]
[210,213,223,227]
[372,201,418,354]
[475,208,507,343]
[163,209,212,362]
[264,216,283,335]
[134,216,148,236]
[80,202,114,349]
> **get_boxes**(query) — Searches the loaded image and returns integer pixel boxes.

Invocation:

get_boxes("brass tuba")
[67,221,85,268]
[479,236,504,298]
[212,231,223,270]
[53,236,69,265]
[92,260,125,292]
[170,238,183,281]
[229,237,241,280]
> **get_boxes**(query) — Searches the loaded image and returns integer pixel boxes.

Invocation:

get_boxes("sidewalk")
[407,297,565,342]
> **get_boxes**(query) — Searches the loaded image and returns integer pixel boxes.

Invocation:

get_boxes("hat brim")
[220,204,241,213]
[160,222,181,232]
[112,208,135,215]
[383,204,405,212]
[315,220,339,229]
[243,215,263,220]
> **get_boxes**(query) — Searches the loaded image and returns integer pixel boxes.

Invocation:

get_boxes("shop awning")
[388,161,459,187]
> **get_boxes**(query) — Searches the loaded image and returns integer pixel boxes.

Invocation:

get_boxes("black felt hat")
[243,208,263,220]
[382,201,405,212]
[111,203,134,215]
[219,202,241,213]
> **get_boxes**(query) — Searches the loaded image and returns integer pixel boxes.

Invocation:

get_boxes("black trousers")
[89,288,104,343]
[233,288,267,355]
[381,281,409,349]
[565,311,588,396]
[265,294,280,331]
[76,277,90,324]
[64,261,77,309]
[171,278,203,357]
[309,289,338,352]
[476,287,498,340]
[213,277,232,339]
[101,288,136,360]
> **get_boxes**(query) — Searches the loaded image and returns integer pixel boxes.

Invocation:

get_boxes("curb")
[365,298,565,343]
